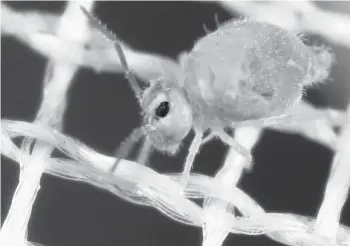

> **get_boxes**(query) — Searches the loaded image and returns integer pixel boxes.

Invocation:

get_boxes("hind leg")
[233,113,312,128]
[216,130,253,168]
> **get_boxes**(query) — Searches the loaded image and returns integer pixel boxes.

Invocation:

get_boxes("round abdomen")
[181,19,313,128]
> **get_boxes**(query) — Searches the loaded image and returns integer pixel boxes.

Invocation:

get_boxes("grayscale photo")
[1,1,350,246]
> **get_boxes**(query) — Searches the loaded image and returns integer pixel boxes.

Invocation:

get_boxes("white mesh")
[1,1,350,246]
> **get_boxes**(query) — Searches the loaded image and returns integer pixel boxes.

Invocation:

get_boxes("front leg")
[180,129,204,189]
[136,136,153,166]
[110,126,147,174]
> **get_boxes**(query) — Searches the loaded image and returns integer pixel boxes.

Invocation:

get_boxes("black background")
[2,1,350,246]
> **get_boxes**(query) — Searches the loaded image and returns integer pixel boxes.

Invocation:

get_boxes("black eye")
[155,101,170,118]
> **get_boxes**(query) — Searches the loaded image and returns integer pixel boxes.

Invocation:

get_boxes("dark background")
[2,1,350,246]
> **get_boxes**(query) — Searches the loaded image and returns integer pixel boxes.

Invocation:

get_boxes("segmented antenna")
[80,6,142,100]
